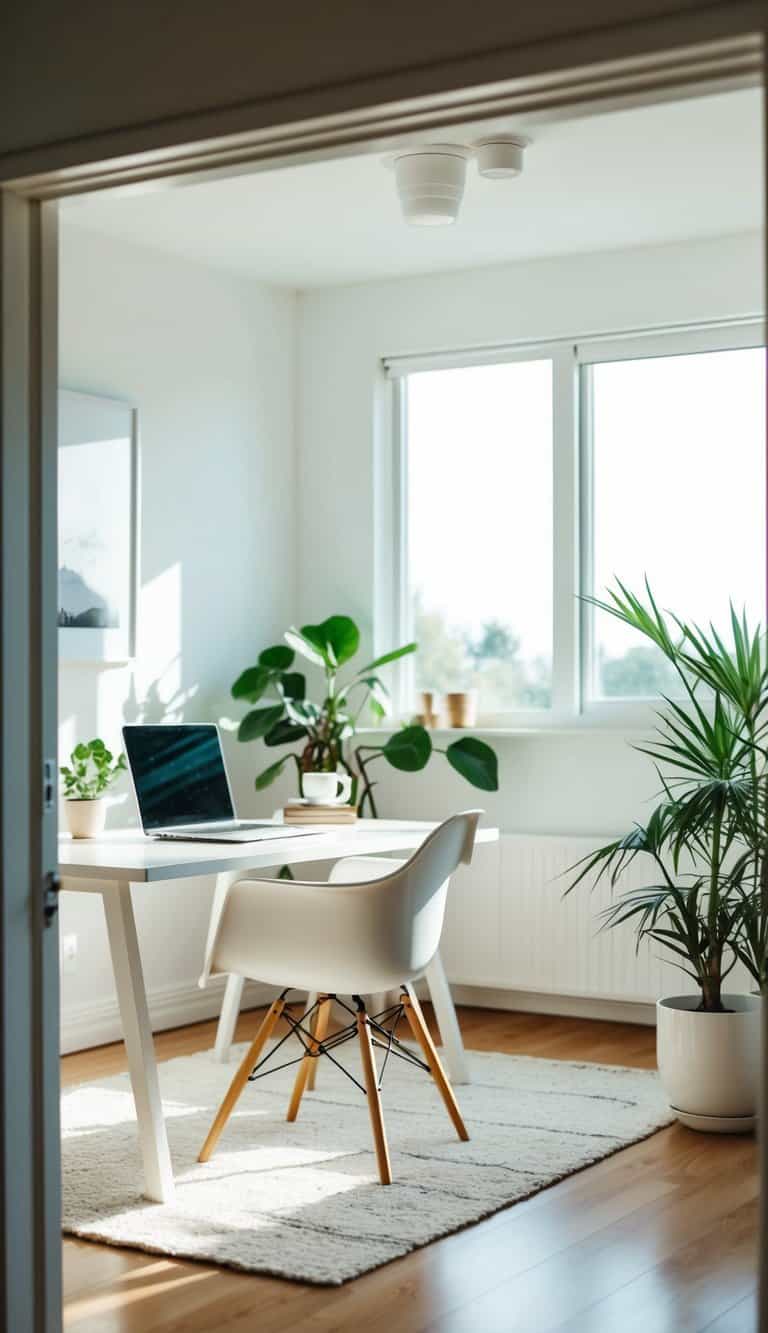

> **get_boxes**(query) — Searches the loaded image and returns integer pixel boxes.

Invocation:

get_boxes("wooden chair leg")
[199,996,286,1162]
[401,984,469,1142]
[357,1010,393,1185]
[287,996,331,1122]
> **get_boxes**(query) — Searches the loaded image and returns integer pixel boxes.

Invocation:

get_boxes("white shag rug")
[62,1040,672,1285]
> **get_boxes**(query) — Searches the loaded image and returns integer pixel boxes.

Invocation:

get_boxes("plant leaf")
[357,642,418,675]
[254,755,291,790]
[301,615,360,667]
[382,725,432,772]
[258,644,295,671]
[263,718,308,748]
[238,704,285,743]
[284,627,327,667]
[231,665,271,702]
[446,736,499,791]
[280,672,306,701]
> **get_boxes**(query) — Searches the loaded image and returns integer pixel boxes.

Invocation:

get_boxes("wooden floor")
[62,1005,758,1333]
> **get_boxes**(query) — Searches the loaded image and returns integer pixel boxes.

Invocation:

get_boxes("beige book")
[283,802,358,824]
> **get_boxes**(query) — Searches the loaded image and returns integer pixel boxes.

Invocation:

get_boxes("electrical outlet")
[61,933,78,973]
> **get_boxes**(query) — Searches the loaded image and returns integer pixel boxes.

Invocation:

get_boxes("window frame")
[383,317,765,732]
[578,319,765,722]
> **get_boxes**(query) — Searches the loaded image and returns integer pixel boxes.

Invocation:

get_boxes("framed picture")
[58,390,139,663]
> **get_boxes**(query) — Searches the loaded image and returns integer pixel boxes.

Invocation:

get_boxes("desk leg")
[423,951,470,1086]
[102,883,175,1204]
[214,974,245,1063]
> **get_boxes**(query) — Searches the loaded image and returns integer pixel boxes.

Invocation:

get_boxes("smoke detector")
[475,136,529,179]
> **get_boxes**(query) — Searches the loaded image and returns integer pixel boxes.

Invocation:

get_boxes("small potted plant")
[60,739,127,838]
[566,583,765,1132]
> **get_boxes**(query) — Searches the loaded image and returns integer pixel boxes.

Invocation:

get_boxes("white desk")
[59,819,498,1203]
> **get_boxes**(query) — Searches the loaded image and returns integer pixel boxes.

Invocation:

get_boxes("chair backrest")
[203,810,483,995]
[377,810,482,981]
[398,808,482,882]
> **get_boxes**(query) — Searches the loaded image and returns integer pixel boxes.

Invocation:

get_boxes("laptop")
[123,723,319,843]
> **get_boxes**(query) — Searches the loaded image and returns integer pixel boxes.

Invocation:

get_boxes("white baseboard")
[62,976,656,1056]
[443,984,657,1027]
[60,976,276,1055]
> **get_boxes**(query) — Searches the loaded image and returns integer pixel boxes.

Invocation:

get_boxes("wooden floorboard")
[61,1004,758,1333]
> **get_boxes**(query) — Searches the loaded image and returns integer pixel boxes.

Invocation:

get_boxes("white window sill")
[355,717,658,739]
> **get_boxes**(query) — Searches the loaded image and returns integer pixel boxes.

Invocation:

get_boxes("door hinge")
[43,871,61,926]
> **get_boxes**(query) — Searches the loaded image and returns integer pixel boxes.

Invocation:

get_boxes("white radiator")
[439,834,744,1006]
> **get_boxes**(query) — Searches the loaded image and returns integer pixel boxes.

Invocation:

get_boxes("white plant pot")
[64,798,106,839]
[656,993,761,1133]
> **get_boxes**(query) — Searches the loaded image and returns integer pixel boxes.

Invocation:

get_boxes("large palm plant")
[566,583,768,1012]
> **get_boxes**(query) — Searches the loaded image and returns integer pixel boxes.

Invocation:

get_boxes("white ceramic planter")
[656,993,761,1133]
[64,797,106,839]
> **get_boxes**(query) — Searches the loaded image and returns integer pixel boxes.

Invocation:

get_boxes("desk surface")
[59,819,499,884]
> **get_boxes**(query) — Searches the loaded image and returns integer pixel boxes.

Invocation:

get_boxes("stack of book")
[283,801,358,825]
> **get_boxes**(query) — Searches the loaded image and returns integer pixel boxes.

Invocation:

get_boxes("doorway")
[1,27,764,1333]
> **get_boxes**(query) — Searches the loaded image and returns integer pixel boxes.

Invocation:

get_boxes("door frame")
[0,190,60,1333]
[0,12,764,1333]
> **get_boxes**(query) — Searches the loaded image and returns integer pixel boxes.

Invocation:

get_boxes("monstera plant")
[229,614,498,815]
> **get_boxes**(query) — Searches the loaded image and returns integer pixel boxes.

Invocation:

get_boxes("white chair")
[198,810,481,1184]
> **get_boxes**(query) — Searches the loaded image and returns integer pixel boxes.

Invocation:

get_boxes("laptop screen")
[123,724,235,830]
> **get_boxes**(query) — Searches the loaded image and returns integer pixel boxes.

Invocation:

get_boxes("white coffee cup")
[302,772,353,805]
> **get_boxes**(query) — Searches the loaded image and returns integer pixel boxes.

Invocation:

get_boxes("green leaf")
[258,645,295,671]
[382,725,432,772]
[357,642,418,675]
[280,672,306,700]
[73,743,89,760]
[446,736,499,791]
[254,755,291,790]
[231,665,271,702]
[301,616,360,667]
[264,718,308,747]
[237,705,285,743]
[284,627,327,667]
[284,697,320,726]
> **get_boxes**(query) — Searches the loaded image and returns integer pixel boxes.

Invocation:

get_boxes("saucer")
[294,796,345,807]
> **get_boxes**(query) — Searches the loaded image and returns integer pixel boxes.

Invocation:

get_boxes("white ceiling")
[63,88,763,289]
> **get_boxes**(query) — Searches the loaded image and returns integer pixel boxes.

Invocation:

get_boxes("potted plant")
[227,614,498,814]
[60,739,127,838]
[566,583,766,1132]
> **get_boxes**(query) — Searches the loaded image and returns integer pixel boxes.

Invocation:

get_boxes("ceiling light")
[475,136,529,179]
[392,146,470,226]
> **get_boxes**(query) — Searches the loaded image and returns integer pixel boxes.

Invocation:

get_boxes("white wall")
[58,226,297,1047]
[297,232,765,835]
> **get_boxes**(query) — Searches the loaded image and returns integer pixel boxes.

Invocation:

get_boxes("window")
[582,340,766,703]
[386,323,766,726]
[403,358,553,715]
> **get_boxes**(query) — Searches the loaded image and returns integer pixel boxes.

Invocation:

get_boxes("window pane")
[406,360,553,713]
[589,346,766,699]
